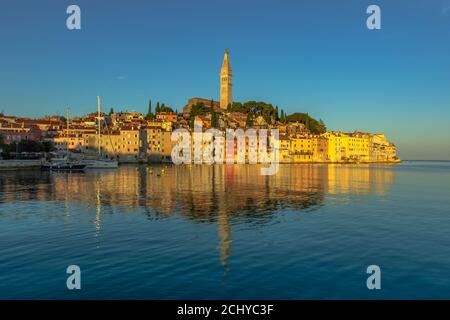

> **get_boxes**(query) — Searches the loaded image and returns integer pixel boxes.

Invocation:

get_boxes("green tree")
[319,119,326,130]
[0,134,5,158]
[42,140,55,153]
[189,102,208,128]
[285,112,327,134]
[211,100,219,128]
[190,102,207,117]
[156,102,160,114]
[109,107,114,115]
[146,99,153,120]
[1,143,12,159]
[160,104,174,113]
[245,113,253,127]
[17,140,44,153]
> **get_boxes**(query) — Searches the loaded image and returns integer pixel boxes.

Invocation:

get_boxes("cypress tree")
[146,99,152,119]
[211,100,218,128]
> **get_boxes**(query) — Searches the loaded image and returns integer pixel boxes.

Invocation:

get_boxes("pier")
[0,159,43,170]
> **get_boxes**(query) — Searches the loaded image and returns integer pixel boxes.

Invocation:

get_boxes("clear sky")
[1,0,450,159]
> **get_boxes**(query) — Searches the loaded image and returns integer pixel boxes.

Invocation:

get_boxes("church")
[182,50,233,116]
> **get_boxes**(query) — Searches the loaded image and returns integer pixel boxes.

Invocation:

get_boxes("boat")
[81,158,118,169]
[46,152,69,164]
[41,161,87,171]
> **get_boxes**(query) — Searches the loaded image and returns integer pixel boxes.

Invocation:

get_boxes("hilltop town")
[0,50,399,164]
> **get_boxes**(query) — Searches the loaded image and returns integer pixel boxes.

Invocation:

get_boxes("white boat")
[82,158,118,169]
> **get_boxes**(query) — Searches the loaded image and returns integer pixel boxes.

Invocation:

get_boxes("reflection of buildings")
[0,164,396,269]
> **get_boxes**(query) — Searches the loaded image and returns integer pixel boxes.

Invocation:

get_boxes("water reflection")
[0,164,396,270]
[0,165,396,214]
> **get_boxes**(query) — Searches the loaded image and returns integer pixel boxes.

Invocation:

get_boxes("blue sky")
[1,0,450,159]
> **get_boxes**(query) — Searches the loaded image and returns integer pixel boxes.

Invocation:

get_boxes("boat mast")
[97,96,101,157]
[65,108,70,154]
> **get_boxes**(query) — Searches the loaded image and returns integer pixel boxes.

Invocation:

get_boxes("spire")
[221,49,231,73]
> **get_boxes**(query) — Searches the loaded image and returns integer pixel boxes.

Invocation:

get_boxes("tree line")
[229,101,327,133]
[145,99,174,120]
[0,135,55,159]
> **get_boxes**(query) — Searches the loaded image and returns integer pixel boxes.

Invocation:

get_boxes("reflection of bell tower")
[220,49,232,109]
[218,208,232,271]
[213,165,232,273]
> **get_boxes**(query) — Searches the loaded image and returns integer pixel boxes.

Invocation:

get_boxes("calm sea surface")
[1,161,450,299]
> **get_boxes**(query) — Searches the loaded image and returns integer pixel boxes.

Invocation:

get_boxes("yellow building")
[368,133,398,162]
[322,132,347,162]
[85,126,144,162]
[290,136,313,162]
[370,133,388,161]
[279,136,292,163]
[344,133,370,162]
[321,132,369,162]
[312,135,328,162]
[146,125,173,162]
[146,125,162,160]
[52,129,96,152]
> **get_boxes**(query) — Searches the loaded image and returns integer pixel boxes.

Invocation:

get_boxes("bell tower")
[220,49,232,109]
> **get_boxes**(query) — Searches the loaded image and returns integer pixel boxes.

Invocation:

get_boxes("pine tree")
[281,110,287,123]
[156,102,160,114]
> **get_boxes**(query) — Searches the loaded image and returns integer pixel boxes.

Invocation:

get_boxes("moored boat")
[41,161,87,171]
[81,158,118,169]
